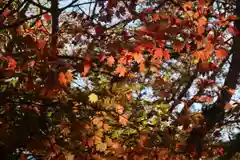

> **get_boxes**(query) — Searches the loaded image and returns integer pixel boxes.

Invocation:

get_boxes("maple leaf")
[2,8,11,17]
[115,65,127,77]
[65,71,73,83]
[88,138,94,147]
[215,48,228,60]
[115,104,124,114]
[224,103,233,110]
[103,123,110,131]
[96,142,107,152]
[119,114,128,125]
[58,72,67,86]
[173,41,184,53]
[152,13,160,21]
[198,16,207,26]
[163,49,170,60]
[139,61,145,72]
[99,52,105,61]
[43,13,52,21]
[105,136,112,146]
[6,56,16,70]
[227,88,235,95]
[89,93,98,103]
[107,56,115,67]
[133,52,143,63]
[37,40,46,49]
[154,48,163,58]
[82,59,92,76]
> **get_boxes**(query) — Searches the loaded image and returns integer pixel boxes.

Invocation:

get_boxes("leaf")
[88,138,94,147]
[2,8,11,17]
[173,41,184,53]
[89,93,98,103]
[198,16,207,26]
[154,48,163,58]
[103,123,110,131]
[224,103,233,110]
[58,72,67,86]
[139,61,145,72]
[115,104,124,114]
[133,52,143,63]
[43,13,52,21]
[152,13,160,21]
[96,142,107,152]
[82,59,92,76]
[65,71,73,83]
[216,48,228,60]
[115,65,127,77]
[227,88,235,95]
[105,136,113,146]
[119,114,128,125]
[107,56,115,67]
[37,39,46,49]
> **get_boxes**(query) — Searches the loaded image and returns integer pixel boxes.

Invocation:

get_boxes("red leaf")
[37,40,46,49]
[95,25,104,34]
[154,48,163,58]
[43,13,52,21]
[82,59,92,77]
[98,52,105,61]
[2,8,11,17]
[6,56,16,70]
[215,48,228,60]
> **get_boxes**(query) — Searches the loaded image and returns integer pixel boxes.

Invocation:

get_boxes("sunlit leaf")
[89,93,98,103]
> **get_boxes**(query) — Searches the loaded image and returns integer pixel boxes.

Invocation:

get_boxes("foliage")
[0,0,240,160]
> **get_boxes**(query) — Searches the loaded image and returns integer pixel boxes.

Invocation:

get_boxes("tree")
[0,0,239,159]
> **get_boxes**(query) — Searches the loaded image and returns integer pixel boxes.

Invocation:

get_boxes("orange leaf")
[107,56,115,67]
[58,72,67,86]
[103,123,111,131]
[115,65,127,77]
[65,71,73,83]
[227,88,235,95]
[183,2,193,11]
[119,114,128,125]
[197,24,205,34]
[198,16,207,26]
[224,103,233,110]
[152,13,160,21]
[216,48,228,60]
[133,52,143,63]
[115,104,124,114]
[139,61,145,72]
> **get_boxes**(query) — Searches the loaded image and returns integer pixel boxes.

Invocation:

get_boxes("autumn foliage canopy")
[0,0,240,159]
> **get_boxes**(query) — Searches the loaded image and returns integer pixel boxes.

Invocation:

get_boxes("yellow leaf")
[105,136,113,146]
[89,93,98,103]
[96,142,107,152]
